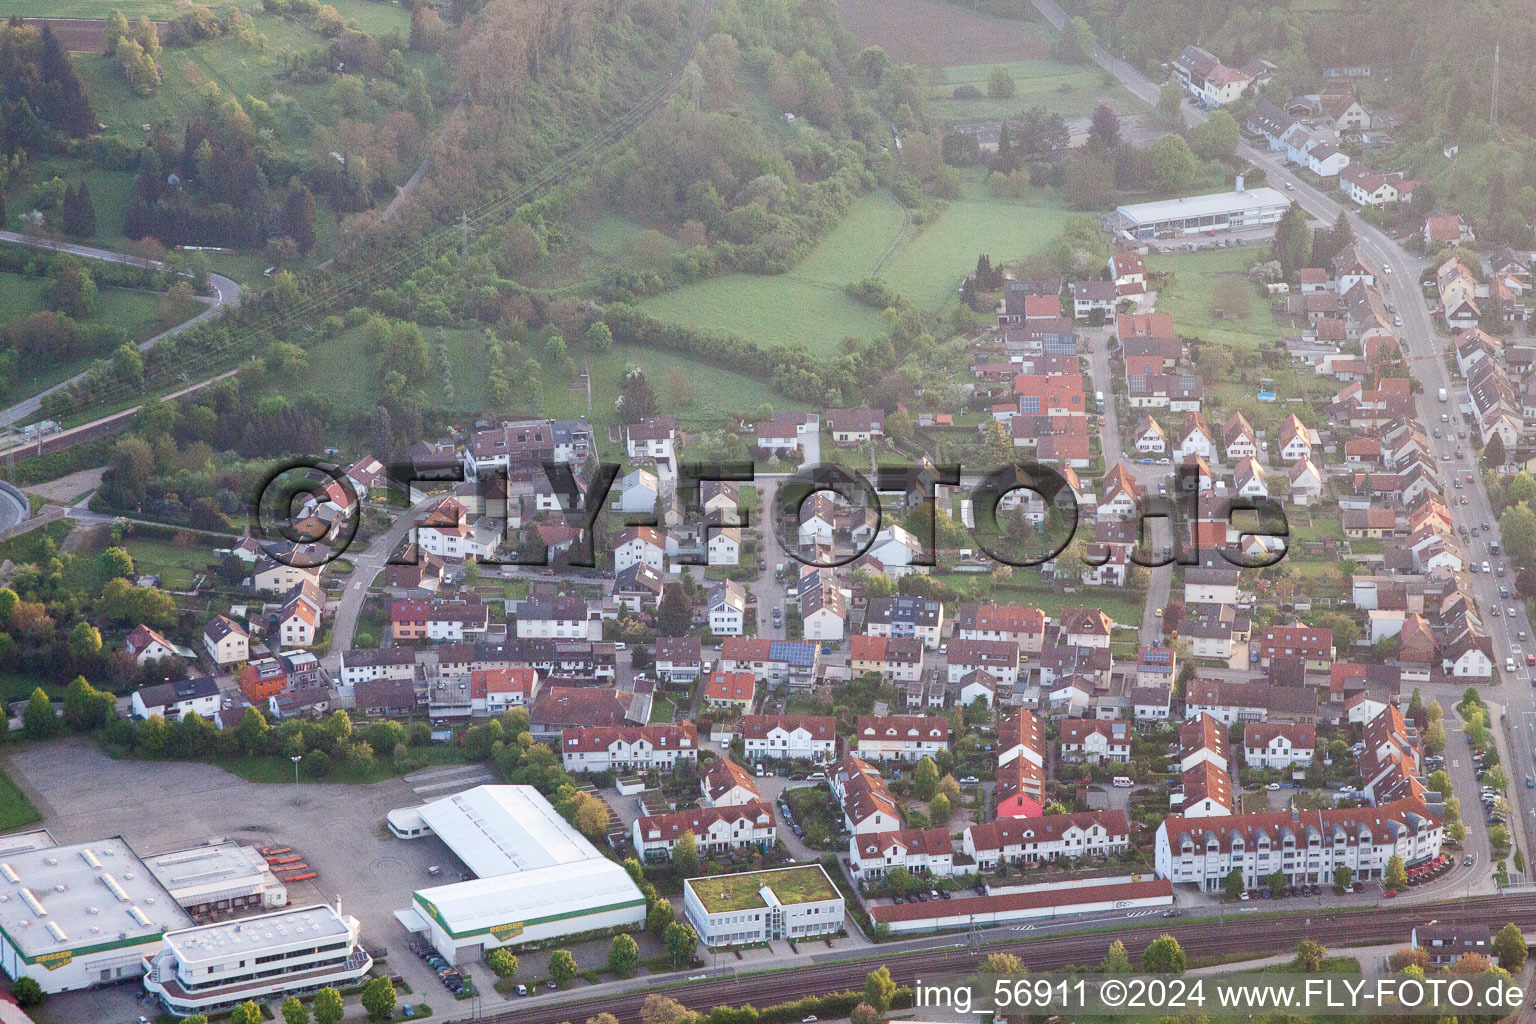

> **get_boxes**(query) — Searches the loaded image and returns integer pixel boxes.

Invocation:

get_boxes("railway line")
[483,894,1536,1024]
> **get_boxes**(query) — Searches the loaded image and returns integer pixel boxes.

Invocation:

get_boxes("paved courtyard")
[4,740,621,1023]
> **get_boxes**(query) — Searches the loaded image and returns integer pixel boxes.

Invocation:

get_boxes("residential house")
[203,615,248,667]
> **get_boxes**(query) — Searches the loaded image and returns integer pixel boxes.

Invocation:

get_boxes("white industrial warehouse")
[0,831,193,995]
[391,785,646,962]
[1115,184,1290,239]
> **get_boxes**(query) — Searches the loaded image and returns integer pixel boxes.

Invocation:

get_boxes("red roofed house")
[850,827,956,880]
[1257,624,1334,671]
[1244,722,1317,770]
[1058,719,1131,763]
[700,758,761,807]
[702,671,756,713]
[632,801,775,862]
[560,723,698,773]
[962,810,1130,870]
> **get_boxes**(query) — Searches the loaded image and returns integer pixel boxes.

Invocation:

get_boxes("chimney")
[1235,174,1245,192]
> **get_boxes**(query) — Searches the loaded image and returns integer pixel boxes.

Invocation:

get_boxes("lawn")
[121,536,221,590]
[0,766,40,833]
[1145,247,1286,352]
[876,173,1072,313]
[687,864,837,912]
[638,177,1071,352]
[926,60,1141,122]
[637,191,906,355]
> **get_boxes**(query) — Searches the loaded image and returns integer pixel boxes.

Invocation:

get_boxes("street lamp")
[291,754,302,784]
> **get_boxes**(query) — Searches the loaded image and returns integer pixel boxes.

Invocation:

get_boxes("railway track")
[480,894,1536,1024]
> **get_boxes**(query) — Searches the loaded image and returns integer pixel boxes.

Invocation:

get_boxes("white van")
[1112,776,1133,788]
[1507,658,1517,673]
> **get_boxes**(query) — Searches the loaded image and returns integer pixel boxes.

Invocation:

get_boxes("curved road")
[0,486,25,534]
[0,230,241,429]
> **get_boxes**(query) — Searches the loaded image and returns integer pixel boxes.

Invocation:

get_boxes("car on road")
[1464,855,1475,866]
[959,775,980,784]
[1384,265,1393,274]
[1383,889,1397,898]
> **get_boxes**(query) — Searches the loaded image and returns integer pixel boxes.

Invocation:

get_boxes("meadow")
[1146,247,1286,351]
[637,191,906,355]
[926,60,1142,123]
[636,174,1072,356]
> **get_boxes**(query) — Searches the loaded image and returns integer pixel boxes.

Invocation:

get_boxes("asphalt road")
[0,230,242,429]
[0,486,25,534]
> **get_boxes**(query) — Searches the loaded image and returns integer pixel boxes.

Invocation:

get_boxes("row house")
[720,637,821,690]
[963,810,1131,871]
[1179,713,1228,773]
[849,635,924,683]
[560,723,698,773]
[1155,798,1442,891]
[1185,678,1320,725]
[1244,722,1317,770]
[1122,335,1182,378]
[799,570,846,642]
[633,802,776,863]
[1179,759,1234,818]
[945,639,1020,688]
[1127,373,1204,411]
[741,714,837,763]
[854,715,949,762]
[849,827,958,881]
[1058,718,1131,763]
[337,647,416,690]
[471,667,541,715]
[1172,45,1253,105]
[390,597,489,642]
[948,603,1042,650]
[516,595,599,641]
[866,592,946,647]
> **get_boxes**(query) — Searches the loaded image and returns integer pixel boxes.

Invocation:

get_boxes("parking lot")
[4,740,615,1023]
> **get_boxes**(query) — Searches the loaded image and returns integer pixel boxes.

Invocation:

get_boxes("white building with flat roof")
[1116,186,1290,239]
[392,785,646,963]
[682,864,844,948]
[144,843,288,917]
[143,903,370,1016]
[0,833,193,995]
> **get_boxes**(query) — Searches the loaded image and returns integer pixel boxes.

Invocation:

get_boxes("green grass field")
[120,537,221,589]
[877,173,1071,312]
[638,178,1071,352]
[637,191,906,355]
[1146,248,1285,351]
[927,60,1140,122]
